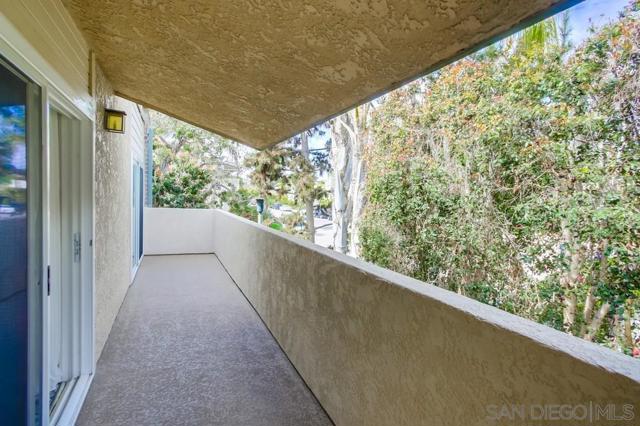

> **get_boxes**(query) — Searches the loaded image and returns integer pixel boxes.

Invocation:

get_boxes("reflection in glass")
[0,61,28,426]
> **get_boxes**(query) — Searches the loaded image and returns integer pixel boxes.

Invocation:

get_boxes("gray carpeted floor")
[77,254,333,426]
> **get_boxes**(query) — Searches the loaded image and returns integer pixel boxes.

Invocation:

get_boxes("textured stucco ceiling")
[62,0,575,149]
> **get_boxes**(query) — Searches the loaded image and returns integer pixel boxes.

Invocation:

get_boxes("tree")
[515,15,559,53]
[152,111,250,208]
[330,104,372,255]
[153,160,212,208]
[244,127,330,241]
[292,132,316,241]
[244,144,289,208]
[289,126,330,242]
[330,113,352,253]
[359,3,640,355]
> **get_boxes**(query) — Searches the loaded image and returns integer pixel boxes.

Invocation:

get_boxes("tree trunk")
[300,132,315,243]
[580,286,596,336]
[583,302,611,341]
[349,106,370,257]
[623,306,634,348]
[581,239,612,341]
[560,220,581,333]
[331,107,371,256]
[331,115,353,253]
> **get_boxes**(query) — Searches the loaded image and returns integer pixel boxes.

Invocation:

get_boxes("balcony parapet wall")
[144,207,216,255]
[146,207,640,426]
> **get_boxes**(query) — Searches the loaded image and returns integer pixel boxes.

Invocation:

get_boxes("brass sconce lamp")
[104,109,126,133]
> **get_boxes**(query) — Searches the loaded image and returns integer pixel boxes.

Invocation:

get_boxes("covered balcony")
[78,208,639,425]
[1,0,638,424]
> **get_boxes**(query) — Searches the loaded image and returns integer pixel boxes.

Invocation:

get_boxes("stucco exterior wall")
[143,208,215,255]
[207,209,640,426]
[94,65,147,359]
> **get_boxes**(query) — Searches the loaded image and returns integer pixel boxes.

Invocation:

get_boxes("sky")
[568,0,629,45]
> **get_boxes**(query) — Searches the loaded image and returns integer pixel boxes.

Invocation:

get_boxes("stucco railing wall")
[209,209,640,426]
[144,208,215,255]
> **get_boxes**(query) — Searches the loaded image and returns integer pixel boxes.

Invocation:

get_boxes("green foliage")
[0,106,26,206]
[361,4,640,353]
[244,143,322,238]
[269,222,284,231]
[317,194,332,210]
[152,111,250,208]
[153,160,212,208]
[515,17,559,53]
[288,151,316,204]
[220,188,258,221]
[282,209,307,236]
[244,145,290,200]
[244,145,318,203]
[360,224,392,268]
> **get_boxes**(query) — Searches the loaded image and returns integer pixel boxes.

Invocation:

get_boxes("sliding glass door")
[0,57,42,426]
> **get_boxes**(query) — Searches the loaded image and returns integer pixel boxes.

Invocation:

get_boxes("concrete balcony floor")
[77,254,332,426]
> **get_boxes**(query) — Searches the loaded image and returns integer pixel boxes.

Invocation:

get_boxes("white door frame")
[0,20,96,426]
[45,102,95,426]
[131,158,143,282]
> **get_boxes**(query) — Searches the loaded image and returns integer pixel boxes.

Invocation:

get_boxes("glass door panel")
[0,57,40,426]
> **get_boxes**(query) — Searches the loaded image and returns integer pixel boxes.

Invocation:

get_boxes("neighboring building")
[0,1,638,425]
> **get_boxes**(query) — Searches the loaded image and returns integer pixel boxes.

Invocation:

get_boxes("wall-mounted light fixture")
[104,109,126,133]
